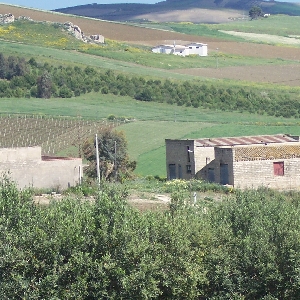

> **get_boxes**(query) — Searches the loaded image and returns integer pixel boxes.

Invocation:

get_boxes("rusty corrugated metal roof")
[195,134,299,147]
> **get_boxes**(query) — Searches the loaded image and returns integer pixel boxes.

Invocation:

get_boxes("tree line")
[0,53,299,118]
[1,177,300,298]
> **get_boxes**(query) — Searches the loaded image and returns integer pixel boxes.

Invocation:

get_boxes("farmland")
[2,3,300,298]
[0,4,299,177]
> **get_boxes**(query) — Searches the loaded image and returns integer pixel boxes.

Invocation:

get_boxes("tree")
[83,129,136,181]
[249,6,263,20]
[37,71,52,98]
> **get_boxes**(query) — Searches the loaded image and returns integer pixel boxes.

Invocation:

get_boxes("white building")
[152,42,207,57]
[186,43,208,56]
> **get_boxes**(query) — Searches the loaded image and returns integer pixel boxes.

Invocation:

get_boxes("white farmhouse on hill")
[152,42,207,57]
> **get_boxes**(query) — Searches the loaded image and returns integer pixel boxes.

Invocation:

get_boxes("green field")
[1,93,299,177]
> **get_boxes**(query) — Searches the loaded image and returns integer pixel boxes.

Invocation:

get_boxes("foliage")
[83,128,136,181]
[249,6,264,20]
[2,177,300,298]
[37,71,52,98]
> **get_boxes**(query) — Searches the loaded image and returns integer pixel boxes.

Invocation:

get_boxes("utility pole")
[114,140,117,181]
[95,134,100,189]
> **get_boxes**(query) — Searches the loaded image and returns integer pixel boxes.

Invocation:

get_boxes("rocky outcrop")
[63,21,104,43]
[0,13,14,24]
[0,13,104,44]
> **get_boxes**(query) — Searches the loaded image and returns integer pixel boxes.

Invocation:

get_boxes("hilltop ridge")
[54,0,300,22]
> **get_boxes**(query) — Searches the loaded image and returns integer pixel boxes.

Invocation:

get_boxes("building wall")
[212,147,234,185]
[0,147,82,190]
[186,43,208,56]
[232,144,300,189]
[211,144,300,189]
[166,139,195,180]
[194,146,215,180]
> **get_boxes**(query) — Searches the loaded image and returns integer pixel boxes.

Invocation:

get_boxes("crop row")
[0,114,119,156]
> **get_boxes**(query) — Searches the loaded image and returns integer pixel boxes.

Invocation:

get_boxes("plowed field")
[1,4,300,86]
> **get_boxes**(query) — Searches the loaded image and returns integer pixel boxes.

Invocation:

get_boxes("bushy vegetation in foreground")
[2,176,300,299]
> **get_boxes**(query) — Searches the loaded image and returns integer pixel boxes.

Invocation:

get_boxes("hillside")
[54,0,300,22]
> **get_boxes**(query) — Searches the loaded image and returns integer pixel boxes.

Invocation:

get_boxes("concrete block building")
[0,146,82,190]
[166,134,300,190]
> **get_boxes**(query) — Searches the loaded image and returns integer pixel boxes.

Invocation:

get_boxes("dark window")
[196,46,199,48]
[187,165,191,173]
[274,161,284,176]
[189,47,192,49]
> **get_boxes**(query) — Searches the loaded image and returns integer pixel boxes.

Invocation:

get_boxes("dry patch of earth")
[136,8,244,23]
[174,64,300,86]
[220,30,300,46]
[34,191,228,211]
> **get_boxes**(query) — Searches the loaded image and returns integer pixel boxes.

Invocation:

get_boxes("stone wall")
[232,145,300,189]
[0,147,82,190]
[214,144,300,189]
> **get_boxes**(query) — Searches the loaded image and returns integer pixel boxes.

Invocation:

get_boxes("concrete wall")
[213,147,234,185]
[166,139,300,190]
[186,43,208,56]
[166,139,195,180]
[0,147,82,190]
[194,145,215,178]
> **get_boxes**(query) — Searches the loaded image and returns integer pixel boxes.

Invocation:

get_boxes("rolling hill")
[54,0,300,22]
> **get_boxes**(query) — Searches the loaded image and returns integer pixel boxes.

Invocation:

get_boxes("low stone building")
[0,146,82,190]
[166,134,300,190]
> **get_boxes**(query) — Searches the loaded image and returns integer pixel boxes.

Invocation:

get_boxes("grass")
[0,20,83,49]
[207,15,300,37]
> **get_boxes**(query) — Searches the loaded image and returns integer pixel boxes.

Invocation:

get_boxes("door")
[169,164,176,180]
[220,163,229,185]
[178,165,182,179]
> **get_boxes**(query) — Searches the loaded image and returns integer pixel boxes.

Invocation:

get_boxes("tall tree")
[249,6,263,20]
[37,71,52,98]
